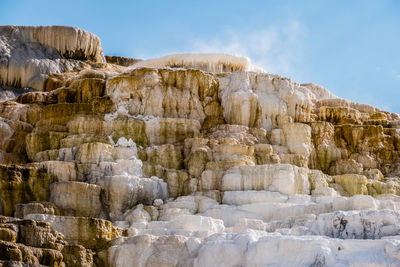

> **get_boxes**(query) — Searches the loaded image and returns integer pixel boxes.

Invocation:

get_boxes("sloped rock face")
[2,25,400,266]
[0,25,105,91]
[0,216,95,267]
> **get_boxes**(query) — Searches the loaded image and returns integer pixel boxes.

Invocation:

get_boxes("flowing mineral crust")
[1,25,400,266]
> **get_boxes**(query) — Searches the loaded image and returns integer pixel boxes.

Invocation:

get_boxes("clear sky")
[1,0,400,112]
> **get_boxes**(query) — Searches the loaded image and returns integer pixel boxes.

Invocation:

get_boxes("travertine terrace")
[1,25,400,266]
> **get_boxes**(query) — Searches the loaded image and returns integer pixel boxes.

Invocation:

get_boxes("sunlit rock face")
[131,53,263,73]
[2,25,400,266]
[0,25,105,91]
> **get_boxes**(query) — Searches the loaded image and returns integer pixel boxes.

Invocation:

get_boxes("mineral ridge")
[1,25,400,266]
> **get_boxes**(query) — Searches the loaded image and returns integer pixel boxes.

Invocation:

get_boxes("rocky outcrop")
[24,215,123,251]
[105,56,141,67]
[0,25,104,90]
[1,25,400,266]
[0,216,67,266]
[132,53,262,73]
[0,165,56,216]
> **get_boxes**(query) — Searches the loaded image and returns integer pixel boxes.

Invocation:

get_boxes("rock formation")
[0,25,400,266]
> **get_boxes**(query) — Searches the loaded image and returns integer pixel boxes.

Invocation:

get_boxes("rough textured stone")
[0,217,65,267]
[24,215,123,250]
[0,26,104,90]
[0,165,56,216]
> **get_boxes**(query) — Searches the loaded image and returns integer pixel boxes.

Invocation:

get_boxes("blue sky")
[1,0,400,112]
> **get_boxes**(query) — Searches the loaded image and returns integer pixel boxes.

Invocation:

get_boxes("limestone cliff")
[0,25,105,91]
[1,25,400,266]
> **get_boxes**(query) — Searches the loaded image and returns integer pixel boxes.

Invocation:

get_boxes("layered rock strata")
[0,216,96,267]
[0,25,105,91]
[1,25,400,266]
